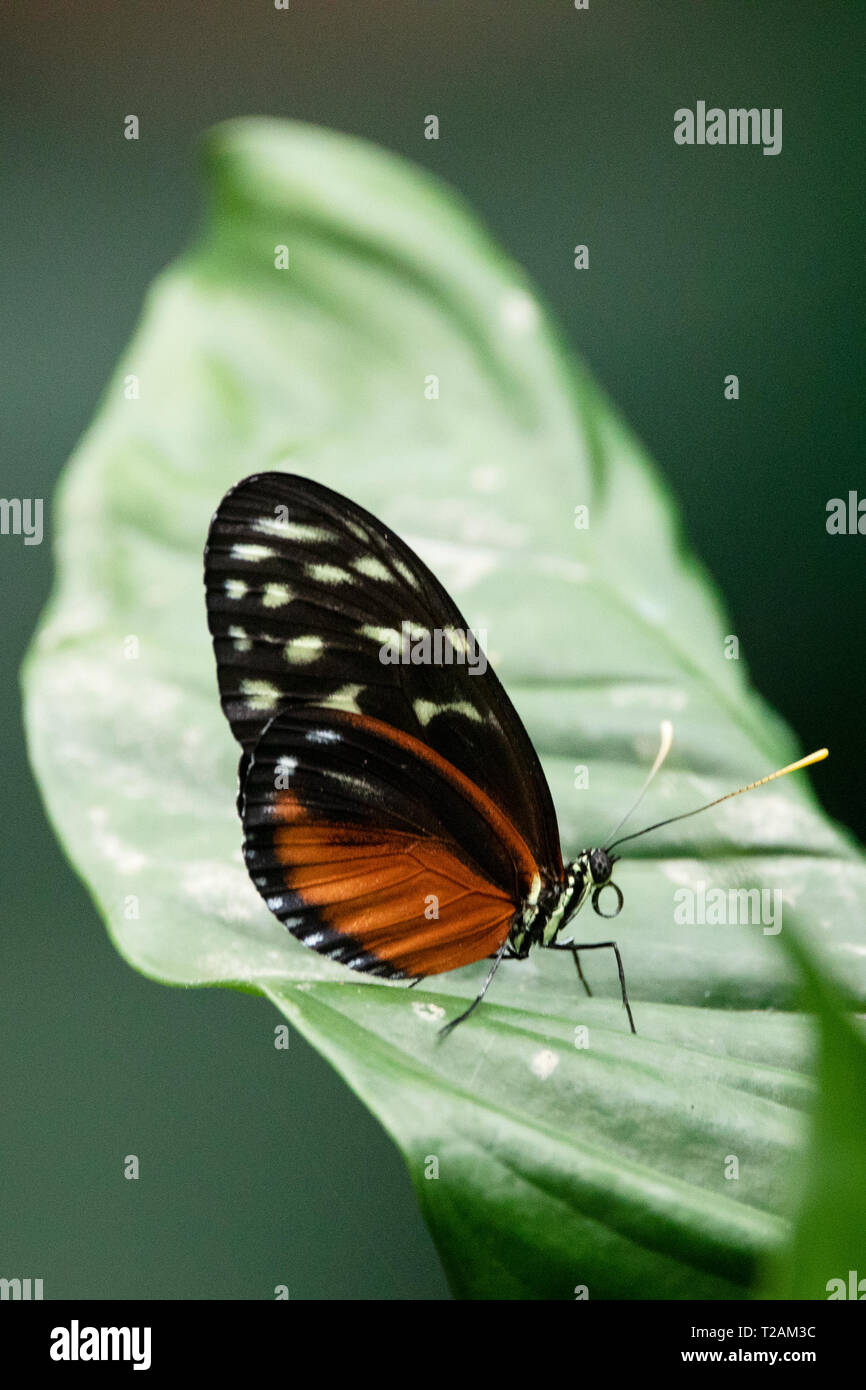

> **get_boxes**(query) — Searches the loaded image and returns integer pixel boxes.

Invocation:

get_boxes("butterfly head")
[550,849,624,940]
[583,847,624,920]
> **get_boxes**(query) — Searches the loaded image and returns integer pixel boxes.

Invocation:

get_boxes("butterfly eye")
[588,848,611,883]
[591,882,624,919]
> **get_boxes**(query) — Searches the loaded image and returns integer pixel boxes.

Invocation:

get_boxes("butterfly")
[204,472,828,1037]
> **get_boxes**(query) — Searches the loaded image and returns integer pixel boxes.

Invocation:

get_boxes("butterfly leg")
[438,938,510,1040]
[571,952,593,997]
[547,940,636,1034]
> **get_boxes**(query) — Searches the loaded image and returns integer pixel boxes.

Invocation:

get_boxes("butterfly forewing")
[241,707,540,977]
[205,472,563,878]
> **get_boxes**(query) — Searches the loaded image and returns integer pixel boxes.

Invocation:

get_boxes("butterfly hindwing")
[205,472,563,878]
[241,707,542,978]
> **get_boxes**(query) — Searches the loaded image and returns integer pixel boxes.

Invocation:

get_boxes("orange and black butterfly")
[204,473,827,1036]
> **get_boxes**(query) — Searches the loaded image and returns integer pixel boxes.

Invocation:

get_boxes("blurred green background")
[2,2,862,1298]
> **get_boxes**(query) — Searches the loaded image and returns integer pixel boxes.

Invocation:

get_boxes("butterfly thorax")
[508,856,591,959]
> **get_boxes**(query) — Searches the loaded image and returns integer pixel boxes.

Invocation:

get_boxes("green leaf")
[24,118,865,1300]
[762,933,866,1301]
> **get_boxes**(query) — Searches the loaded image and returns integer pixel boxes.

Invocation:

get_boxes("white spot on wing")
[360,624,401,645]
[228,625,251,652]
[262,582,292,608]
[232,543,273,562]
[352,555,392,582]
[393,559,419,588]
[283,635,323,664]
[241,679,280,711]
[414,699,482,726]
[255,517,336,544]
[275,755,298,779]
[305,728,340,744]
[324,684,364,714]
[225,578,248,600]
[307,562,352,585]
[323,768,373,796]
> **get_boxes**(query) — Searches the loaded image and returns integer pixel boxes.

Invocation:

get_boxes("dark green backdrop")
[2,2,862,1299]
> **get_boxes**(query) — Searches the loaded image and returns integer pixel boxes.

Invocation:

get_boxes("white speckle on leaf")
[662,860,702,887]
[635,596,667,624]
[531,1049,559,1080]
[535,555,589,584]
[610,686,687,712]
[88,807,148,874]
[181,727,205,757]
[407,536,501,594]
[40,595,109,645]
[469,466,504,494]
[501,290,539,333]
[182,860,262,923]
[413,1001,445,1022]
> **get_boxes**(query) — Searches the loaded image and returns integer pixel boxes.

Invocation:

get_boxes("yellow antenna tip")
[785,747,829,774]
[739,747,829,797]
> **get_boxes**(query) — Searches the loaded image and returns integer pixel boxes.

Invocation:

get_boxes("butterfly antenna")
[604,720,675,847]
[608,747,829,852]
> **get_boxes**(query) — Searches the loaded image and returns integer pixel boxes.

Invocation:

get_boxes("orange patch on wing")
[271,789,309,824]
[272,816,517,976]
